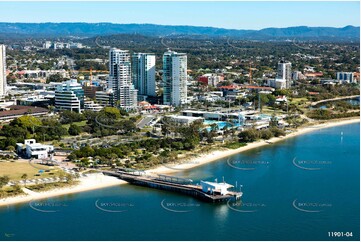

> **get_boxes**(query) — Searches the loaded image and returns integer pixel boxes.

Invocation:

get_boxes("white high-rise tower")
[108,48,138,110]
[277,59,292,88]
[131,53,156,98]
[163,50,187,107]
[0,45,6,97]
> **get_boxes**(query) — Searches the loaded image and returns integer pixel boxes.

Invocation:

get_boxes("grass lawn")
[289,97,309,105]
[0,161,64,181]
[62,120,87,130]
[261,106,285,115]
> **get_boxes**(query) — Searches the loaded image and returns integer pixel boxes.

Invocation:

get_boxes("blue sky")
[0,1,359,29]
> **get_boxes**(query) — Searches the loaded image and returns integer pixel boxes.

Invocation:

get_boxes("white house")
[275,95,288,104]
[16,139,54,159]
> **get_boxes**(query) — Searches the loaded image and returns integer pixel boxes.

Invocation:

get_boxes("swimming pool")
[203,120,242,131]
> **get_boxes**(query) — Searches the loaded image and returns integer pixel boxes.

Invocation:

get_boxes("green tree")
[21,174,28,187]
[103,107,121,120]
[269,127,286,137]
[47,73,66,83]
[15,116,42,134]
[60,110,85,124]
[68,124,82,136]
[238,128,260,142]
[269,114,278,127]
[0,176,10,188]
[260,129,273,140]
[65,174,74,184]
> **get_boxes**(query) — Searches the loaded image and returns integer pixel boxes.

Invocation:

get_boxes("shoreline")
[0,173,127,208]
[0,117,359,208]
[146,117,360,175]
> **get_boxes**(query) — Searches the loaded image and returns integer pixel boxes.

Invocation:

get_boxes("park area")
[0,160,64,181]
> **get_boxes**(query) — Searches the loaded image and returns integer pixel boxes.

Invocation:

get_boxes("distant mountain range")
[0,23,359,40]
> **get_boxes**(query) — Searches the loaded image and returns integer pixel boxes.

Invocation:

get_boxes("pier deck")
[103,170,242,203]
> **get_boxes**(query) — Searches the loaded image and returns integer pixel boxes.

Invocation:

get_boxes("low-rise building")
[84,100,103,112]
[17,95,53,108]
[304,72,323,79]
[198,74,224,86]
[0,105,48,122]
[268,78,287,89]
[165,115,204,124]
[95,89,114,107]
[16,139,54,159]
[337,72,356,84]
[275,95,288,103]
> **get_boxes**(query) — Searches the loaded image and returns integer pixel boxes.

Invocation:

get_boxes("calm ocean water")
[0,122,359,241]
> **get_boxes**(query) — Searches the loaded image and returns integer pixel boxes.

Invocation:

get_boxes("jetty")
[103,170,242,203]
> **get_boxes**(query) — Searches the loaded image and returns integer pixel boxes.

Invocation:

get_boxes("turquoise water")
[0,123,359,241]
[347,99,360,106]
[258,114,271,119]
[203,120,241,131]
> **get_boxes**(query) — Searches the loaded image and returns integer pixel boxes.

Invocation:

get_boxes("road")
[311,95,359,106]
[137,115,155,129]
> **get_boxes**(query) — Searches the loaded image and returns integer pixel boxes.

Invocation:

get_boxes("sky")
[0,1,359,30]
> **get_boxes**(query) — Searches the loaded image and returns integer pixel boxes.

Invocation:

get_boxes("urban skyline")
[0,2,359,240]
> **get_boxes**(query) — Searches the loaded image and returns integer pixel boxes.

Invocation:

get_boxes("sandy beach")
[0,117,359,207]
[0,173,126,207]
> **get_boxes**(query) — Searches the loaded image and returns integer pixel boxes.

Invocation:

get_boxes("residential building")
[337,72,355,83]
[84,100,103,112]
[82,81,102,99]
[304,72,323,79]
[131,53,156,98]
[292,71,306,80]
[108,48,138,110]
[16,139,54,159]
[275,78,287,89]
[163,50,187,106]
[43,41,52,49]
[198,74,224,86]
[19,69,69,81]
[0,44,6,97]
[55,79,84,112]
[277,60,292,88]
[95,89,114,107]
[43,41,84,49]
[268,78,287,89]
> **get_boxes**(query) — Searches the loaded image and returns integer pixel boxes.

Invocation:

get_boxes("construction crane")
[78,68,109,81]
